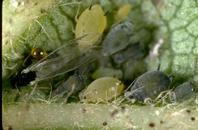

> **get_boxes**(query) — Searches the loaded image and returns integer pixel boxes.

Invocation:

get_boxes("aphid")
[75,4,107,48]
[30,48,47,60]
[169,82,195,102]
[115,4,132,22]
[102,20,134,56]
[125,70,171,103]
[52,74,86,99]
[24,46,97,82]
[80,77,125,103]
[111,43,146,64]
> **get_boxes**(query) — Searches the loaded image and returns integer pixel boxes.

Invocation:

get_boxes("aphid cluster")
[8,3,196,105]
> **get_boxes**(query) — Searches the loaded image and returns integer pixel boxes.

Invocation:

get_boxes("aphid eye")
[31,48,47,60]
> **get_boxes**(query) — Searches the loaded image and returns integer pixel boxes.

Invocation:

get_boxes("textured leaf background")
[2,0,198,129]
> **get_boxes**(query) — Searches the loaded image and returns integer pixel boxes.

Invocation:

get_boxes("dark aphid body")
[170,82,195,102]
[10,71,36,88]
[52,74,86,98]
[102,20,133,56]
[125,71,171,102]
[31,48,47,60]
[111,43,146,64]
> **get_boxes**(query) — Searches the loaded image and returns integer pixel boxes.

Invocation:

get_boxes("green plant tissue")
[2,0,198,130]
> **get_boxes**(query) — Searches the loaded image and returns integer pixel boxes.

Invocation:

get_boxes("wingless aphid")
[80,77,125,103]
[169,81,195,102]
[125,70,171,103]
[52,74,86,100]
[102,20,134,56]
[75,4,107,49]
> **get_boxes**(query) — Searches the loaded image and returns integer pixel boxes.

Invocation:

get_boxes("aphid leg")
[168,74,174,83]
[155,89,172,104]
[48,83,53,100]
[144,98,154,105]
[62,84,76,104]
[168,91,177,102]
[29,82,38,98]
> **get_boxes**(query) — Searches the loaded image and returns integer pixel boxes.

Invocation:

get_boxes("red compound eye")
[31,48,47,60]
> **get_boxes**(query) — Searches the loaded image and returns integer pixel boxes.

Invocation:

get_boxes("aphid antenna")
[88,0,94,10]
[22,35,88,73]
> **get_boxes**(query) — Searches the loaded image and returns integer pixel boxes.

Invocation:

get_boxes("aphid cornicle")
[125,70,171,102]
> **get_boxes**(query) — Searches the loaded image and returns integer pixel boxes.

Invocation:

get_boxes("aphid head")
[119,20,134,36]
[31,48,47,60]
[124,89,146,103]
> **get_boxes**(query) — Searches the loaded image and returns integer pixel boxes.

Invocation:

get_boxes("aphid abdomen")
[126,71,171,102]
[102,21,133,56]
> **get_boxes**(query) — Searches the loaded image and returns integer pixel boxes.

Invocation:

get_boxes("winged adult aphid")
[22,35,100,84]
